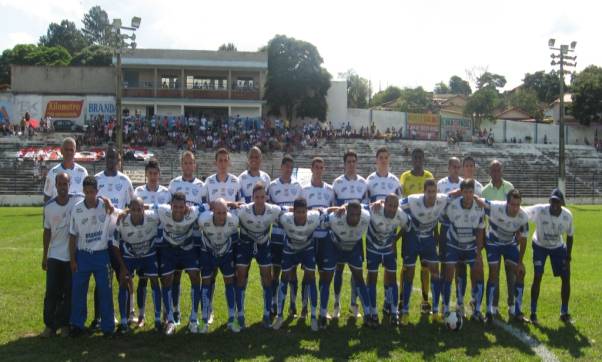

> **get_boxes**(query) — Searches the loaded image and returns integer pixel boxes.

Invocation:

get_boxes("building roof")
[118,48,268,70]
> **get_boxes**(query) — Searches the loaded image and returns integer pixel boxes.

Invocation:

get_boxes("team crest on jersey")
[115,183,123,191]
[75,176,82,184]
[99,214,106,223]
[192,188,199,196]
[81,217,88,225]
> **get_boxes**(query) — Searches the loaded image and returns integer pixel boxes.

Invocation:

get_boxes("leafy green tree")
[339,69,370,108]
[370,86,402,107]
[399,87,434,113]
[476,72,506,90]
[522,70,561,104]
[509,89,543,120]
[218,43,237,51]
[449,75,472,95]
[464,86,504,127]
[571,65,602,125]
[70,45,112,65]
[434,81,450,94]
[39,20,89,55]
[264,35,331,121]
[82,6,122,47]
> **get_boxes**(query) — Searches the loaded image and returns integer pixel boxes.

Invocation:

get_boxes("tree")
[39,20,89,55]
[464,86,504,127]
[264,35,331,121]
[449,75,472,95]
[370,86,402,107]
[434,81,450,94]
[571,65,602,125]
[509,89,543,120]
[70,45,112,66]
[218,43,237,51]
[81,6,121,47]
[476,72,506,90]
[522,70,561,104]
[339,69,370,108]
[398,87,434,113]
[0,44,72,84]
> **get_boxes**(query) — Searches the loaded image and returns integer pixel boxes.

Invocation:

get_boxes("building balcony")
[184,89,229,99]
[231,89,260,100]
[123,88,154,97]
[122,86,261,101]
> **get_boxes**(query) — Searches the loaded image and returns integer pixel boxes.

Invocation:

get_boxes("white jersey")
[95,171,135,210]
[302,182,335,238]
[445,197,485,250]
[474,180,484,196]
[268,178,303,241]
[366,206,409,252]
[112,211,161,257]
[366,172,402,202]
[203,173,241,203]
[485,200,529,246]
[44,162,88,198]
[332,174,368,206]
[279,210,322,252]
[401,194,449,238]
[437,176,463,194]
[134,184,171,210]
[524,204,574,249]
[168,176,204,206]
[326,209,371,251]
[236,203,282,245]
[239,170,271,203]
[198,211,239,257]
[44,194,83,261]
[69,198,117,252]
[156,204,202,250]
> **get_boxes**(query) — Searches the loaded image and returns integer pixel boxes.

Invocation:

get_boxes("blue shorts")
[200,248,235,279]
[160,245,200,275]
[366,248,397,273]
[402,231,438,267]
[486,243,519,265]
[236,241,272,267]
[270,231,286,268]
[124,254,159,277]
[315,236,333,271]
[443,246,477,267]
[532,243,569,277]
[334,241,364,271]
[282,246,316,272]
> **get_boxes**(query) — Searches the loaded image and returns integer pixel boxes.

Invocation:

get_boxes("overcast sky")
[0,0,596,92]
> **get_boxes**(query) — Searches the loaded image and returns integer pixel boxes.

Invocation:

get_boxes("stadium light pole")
[549,38,577,195]
[112,16,141,168]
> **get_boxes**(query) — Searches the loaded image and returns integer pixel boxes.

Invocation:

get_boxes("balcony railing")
[122,86,261,100]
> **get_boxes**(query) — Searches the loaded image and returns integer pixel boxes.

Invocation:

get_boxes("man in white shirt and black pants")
[42,173,83,337]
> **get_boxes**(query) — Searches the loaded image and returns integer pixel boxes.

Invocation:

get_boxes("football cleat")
[272,316,284,330]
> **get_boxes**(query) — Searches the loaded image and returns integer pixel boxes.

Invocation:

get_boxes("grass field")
[0,206,600,361]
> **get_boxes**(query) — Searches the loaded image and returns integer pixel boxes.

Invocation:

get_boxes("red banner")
[45,100,83,118]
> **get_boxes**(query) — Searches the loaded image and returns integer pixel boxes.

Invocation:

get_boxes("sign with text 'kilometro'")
[45,100,84,118]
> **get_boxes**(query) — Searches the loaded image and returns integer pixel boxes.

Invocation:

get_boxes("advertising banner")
[45,100,84,118]
[407,113,439,140]
[441,117,472,141]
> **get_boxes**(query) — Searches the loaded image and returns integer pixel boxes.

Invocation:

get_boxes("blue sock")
[514,282,524,315]
[137,281,147,316]
[262,286,272,318]
[402,280,413,313]
[235,285,246,317]
[456,274,466,306]
[431,277,441,313]
[151,285,161,322]
[289,278,298,309]
[388,283,399,315]
[368,282,377,316]
[319,281,330,317]
[225,284,236,319]
[561,303,569,315]
[355,280,371,316]
[201,285,210,323]
[333,268,343,303]
[172,280,181,313]
[162,286,174,323]
[486,281,496,314]
[473,281,484,314]
[307,281,318,318]
[443,281,452,314]
[277,281,288,317]
[191,284,201,322]
[118,286,129,324]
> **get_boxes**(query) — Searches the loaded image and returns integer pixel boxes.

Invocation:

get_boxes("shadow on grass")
[0,316,543,361]
[533,322,591,359]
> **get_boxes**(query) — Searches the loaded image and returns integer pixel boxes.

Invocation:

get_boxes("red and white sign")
[45,100,84,118]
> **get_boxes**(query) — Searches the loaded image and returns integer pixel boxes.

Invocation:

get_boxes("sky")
[0,0,597,92]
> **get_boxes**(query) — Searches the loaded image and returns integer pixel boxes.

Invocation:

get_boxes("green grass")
[0,206,600,361]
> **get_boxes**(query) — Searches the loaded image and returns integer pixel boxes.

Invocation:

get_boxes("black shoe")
[87,318,100,332]
[117,324,130,335]
[371,315,380,327]
[485,312,495,325]
[390,314,400,327]
[530,313,539,326]
[472,311,485,323]
[382,304,391,317]
[319,316,328,330]
[420,301,432,315]
[270,304,277,318]
[173,311,181,325]
[289,304,298,318]
[560,314,574,324]
[70,327,87,338]
[513,312,530,324]
[154,321,163,333]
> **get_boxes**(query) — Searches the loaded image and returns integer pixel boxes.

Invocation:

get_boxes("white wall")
[231,106,260,118]
[344,108,370,130]
[155,105,181,116]
[372,110,404,133]
[326,80,347,124]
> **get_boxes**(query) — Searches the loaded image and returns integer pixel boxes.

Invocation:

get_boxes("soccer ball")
[445,311,463,331]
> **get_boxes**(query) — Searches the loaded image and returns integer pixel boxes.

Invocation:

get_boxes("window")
[160,75,179,89]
